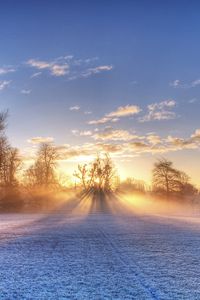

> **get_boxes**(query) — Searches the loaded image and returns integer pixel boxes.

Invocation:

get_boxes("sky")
[0,0,200,186]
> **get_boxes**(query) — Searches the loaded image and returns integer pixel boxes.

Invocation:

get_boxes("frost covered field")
[0,195,200,300]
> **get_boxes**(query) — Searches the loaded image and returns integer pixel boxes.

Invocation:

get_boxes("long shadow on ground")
[0,192,200,299]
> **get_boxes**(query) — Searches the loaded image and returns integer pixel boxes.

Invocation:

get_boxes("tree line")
[0,111,199,210]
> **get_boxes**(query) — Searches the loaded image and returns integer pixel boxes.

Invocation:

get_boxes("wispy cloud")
[191,129,200,139]
[27,136,54,144]
[146,134,161,145]
[72,129,93,136]
[88,104,141,125]
[188,98,198,104]
[88,117,111,125]
[25,128,200,164]
[84,111,92,115]
[27,55,113,80]
[21,89,31,94]
[0,67,15,75]
[27,59,69,77]
[80,130,93,136]
[80,65,113,78]
[191,79,200,87]
[0,80,11,91]
[92,127,140,141]
[69,105,80,111]
[170,79,181,88]
[139,100,176,122]
[170,78,200,88]
[107,105,141,118]
[31,72,42,78]
[124,129,200,155]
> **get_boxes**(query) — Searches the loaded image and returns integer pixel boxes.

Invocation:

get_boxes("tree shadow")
[89,190,110,214]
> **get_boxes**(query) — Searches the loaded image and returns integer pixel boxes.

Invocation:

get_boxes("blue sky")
[0,0,200,185]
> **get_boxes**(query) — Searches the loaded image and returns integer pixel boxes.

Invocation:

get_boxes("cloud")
[80,131,93,136]
[80,65,113,78]
[0,80,11,91]
[72,130,92,136]
[124,131,200,155]
[71,129,79,135]
[127,141,149,151]
[191,129,200,140]
[31,72,42,78]
[56,143,96,161]
[127,129,199,155]
[191,79,200,87]
[88,105,141,125]
[24,128,200,164]
[70,56,97,65]
[27,137,54,144]
[170,78,200,89]
[27,59,50,69]
[27,59,69,77]
[55,141,124,162]
[69,105,80,111]
[166,136,197,150]
[92,127,139,141]
[50,64,69,76]
[0,67,15,75]
[148,100,176,110]
[83,128,199,158]
[146,134,161,145]
[88,117,111,125]
[188,98,198,104]
[27,56,113,80]
[21,89,31,94]
[107,105,141,118]
[140,100,176,122]
[84,111,92,115]
[94,65,113,71]
[170,79,180,87]
[96,143,123,153]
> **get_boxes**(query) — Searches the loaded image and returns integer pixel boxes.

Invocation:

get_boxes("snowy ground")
[0,194,200,300]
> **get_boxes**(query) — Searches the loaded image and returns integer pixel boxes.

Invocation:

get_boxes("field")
[0,193,200,299]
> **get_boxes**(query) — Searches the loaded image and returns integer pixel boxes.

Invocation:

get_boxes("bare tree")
[153,159,179,197]
[0,111,21,189]
[177,171,198,196]
[74,153,117,193]
[0,136,9,185]
[0,111,8,132]
[0,112,9,185]
[152,158,197,197]
[73,164,88,190]
[2,147,21,188]
[100,154,116,191]
[25,143,59,190]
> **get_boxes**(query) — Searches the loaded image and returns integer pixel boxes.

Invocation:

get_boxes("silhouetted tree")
[0,112,9,186]
[2,147,21,188]
[0,110,8,132]
[0,136,9,185]
[152,158,197,197]
[153,159,178,196]
[73,164,88,190]
[177,171,198,196]
[74,154,117,192]
[0,111,21,190]
[25,143,59,190]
